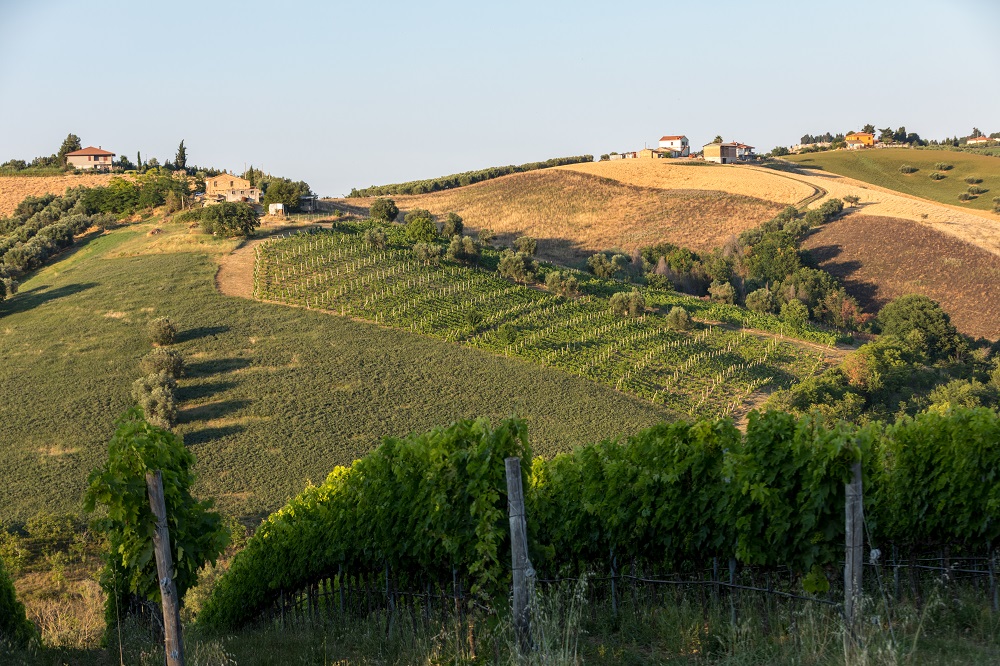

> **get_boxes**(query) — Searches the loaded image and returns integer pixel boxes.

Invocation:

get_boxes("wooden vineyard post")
[844,461,863,641]
[505,457,534,657]
[146,471,185,666]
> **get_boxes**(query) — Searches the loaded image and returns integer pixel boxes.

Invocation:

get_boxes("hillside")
[802,213,1000,340]
[0,220,676,523]
[0,174,115,216]
[333,166,796,265]
[785,148,1000,213]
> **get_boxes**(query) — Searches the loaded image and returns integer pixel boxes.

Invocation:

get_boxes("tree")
[609,289,645,317]
[202,202,260,237]
[147,317,176,346]
[136,151,142,171]
[587,252,629,279]
[443,212,464,237]
[971,127,983,139]
[141,348,185,377]
[363,226,387,249]
[713,135,723,143]
[745,287,776,314]
[879,127,894,143]
[665,305,692,330]
[405,211,437,243]
[413,242,443,266]
[369,197,398,223]
[478,228,496,245]
[58,133,82,165]
[843,194,861,208]
[513,236,537,255]
[545,270,579,297]
[862,123,876,135]
[84,409,228,631]
[780,299,809,328]
[498,250,537,284]
[877,294,959,358]
[708,279,735,304]
[770,146,790,157]
[262,179,302,212]
[447,235,478,263]
[174,140,187,170]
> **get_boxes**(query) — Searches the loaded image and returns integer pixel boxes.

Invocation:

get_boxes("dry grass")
[0,174,115,217]
[764,164,1000,257]
[559,159,815,204]
[336,169,787,265]
[802,214,1000,340]
[15,568,106,649]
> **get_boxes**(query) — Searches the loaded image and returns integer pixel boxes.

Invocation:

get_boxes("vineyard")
[252,224,832,419]
[199,407,1000,632]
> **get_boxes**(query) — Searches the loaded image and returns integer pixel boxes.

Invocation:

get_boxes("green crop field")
[254,223,827,421]
[0,222,689,524]
[785,147,1000,211]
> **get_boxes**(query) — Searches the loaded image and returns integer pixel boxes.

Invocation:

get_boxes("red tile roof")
[659,135,686,141]
[65,146,115,156]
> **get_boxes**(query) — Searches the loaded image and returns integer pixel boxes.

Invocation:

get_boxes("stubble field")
[0,174,115,216]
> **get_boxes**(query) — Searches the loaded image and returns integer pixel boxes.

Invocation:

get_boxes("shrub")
[665,305,692,330]
[780,299,809,328]
[131,371,178,429]
[843,195,860,207]
[898,165,917,174]
[968,185,986,195]
[404,211,437,243]
[478,228,496,245]
[745,287,776,314]
[877,294,958,358]
[446,235,478,263]
[964,176,982,185]
[545,270,579,298]
[934,162,953,171]
[513,236,537,256]
[363,226,387,249]
[369,198,398,223]
[609,289,645,317]
[146,316,176,346]
[708,279,736,304]
[413,242,443,266]
[929,172,945,181]
[958,193,972,201]
[587,252,629,279]
[140,347,185,377]
[498,250,537,284]
[201,202,259,237]
[442,212,464,237]
[817,198,844,220]
[496,323,517,345]
[0,556,36,649]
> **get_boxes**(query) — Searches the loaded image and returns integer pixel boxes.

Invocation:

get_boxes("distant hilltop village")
[602,135,756,164]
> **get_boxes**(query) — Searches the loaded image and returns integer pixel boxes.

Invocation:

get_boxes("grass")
[786,148,1000,213]
[332,168,789,266]
[0,220,679,523]
[801,213,1000,340]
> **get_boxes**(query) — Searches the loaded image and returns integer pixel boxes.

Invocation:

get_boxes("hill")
[0,174,115,216]
[785,148,1000,213]
[333,166,800,265]
[802,213,1000,340]
[0,220,677,523]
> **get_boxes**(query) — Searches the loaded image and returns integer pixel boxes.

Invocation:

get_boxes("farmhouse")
[702,142,739,164]
[967,136,991,145]
[658,135,690,157]
[65,146,115,171]
[845,132,875,149]
[734,142,755,160]
[205,173,263,204]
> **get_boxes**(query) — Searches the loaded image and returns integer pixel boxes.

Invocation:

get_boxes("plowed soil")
[801,214,1000,340]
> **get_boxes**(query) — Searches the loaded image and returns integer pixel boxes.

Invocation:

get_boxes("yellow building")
[702,142,738,164]
[205,174,263,203]
[845,132,875,149]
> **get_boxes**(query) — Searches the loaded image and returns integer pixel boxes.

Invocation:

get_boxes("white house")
[734,142,756,160]
[657,135,690,157]
[967,136,991,145]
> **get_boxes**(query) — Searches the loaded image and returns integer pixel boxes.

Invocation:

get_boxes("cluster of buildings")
[610,135,756,164]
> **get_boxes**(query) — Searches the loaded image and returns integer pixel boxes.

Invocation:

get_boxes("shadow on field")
[803,244,880,307]
[0,282,98,316]
[178,399,251,424]
[176,380,237,402]
[176,325,230,343]
[186,357,252,377]
[184,424,244,446]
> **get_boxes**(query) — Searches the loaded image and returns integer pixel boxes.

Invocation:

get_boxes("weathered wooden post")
[146,471,185,666]
[844,461,863,638]
[505,457,533,657]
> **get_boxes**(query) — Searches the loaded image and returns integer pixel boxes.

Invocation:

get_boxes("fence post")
[146,471,185,666]
[990,550,998,613]
[844,461,863,636]
[505,457,533,656]
[610,547,618,618]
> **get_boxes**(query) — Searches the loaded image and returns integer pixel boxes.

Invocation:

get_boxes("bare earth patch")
[802,214,1000,340]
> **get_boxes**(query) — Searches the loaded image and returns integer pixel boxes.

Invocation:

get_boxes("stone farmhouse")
[205,174,263,204]
[65,146,115,171]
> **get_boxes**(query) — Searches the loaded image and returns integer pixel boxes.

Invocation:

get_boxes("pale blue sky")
[1,0,997,196]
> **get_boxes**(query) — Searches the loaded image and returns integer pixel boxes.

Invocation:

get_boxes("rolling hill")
[0,173,115,216]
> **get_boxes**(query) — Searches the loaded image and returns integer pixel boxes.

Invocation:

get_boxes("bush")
[131,371,178,429]
[780,299,809,328]
[478,228,496,245]
[446,235,478,263]
[587,252,629,279]
[140,347,185,377]
[958,193,972,201]
[609,289,645,317]
[708,279,736,304]
[498,250,537,284]
[968,185,986,195]
[745,287,776,314]
[363,226,387,249]
[544,270,579,298]
[964,176,982,185]
[817,198,844,220]
[898,165,917,174]
[665,305,692,330]
[877,294,959,358]
[413,242,443,266]
[442,212,463,237]
[929,172,945,181]
[934,162,953,171]
[201,202,259,237]
[496,323,517,345]
[513,236,537,256]
[369,198,398,223]
[0,556,36,649]
[843,195,860,207]
[146,317,176,346]
[404,211,437,243]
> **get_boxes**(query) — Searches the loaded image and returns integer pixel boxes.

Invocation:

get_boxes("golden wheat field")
[338,169,787,264]
[559,159,816,205]
[0,174,115,217]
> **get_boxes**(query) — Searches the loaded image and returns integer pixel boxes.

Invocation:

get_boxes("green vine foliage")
[83,408,228,630]
[0,555,36,649]
[199,418,531,632]
[199,407,1000,631]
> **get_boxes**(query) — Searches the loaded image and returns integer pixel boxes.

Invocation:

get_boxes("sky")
[1,0,998,197]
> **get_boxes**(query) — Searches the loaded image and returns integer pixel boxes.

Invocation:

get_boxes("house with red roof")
[657,135,690,157]
[967,135,991,146]
[65,146,115,171]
